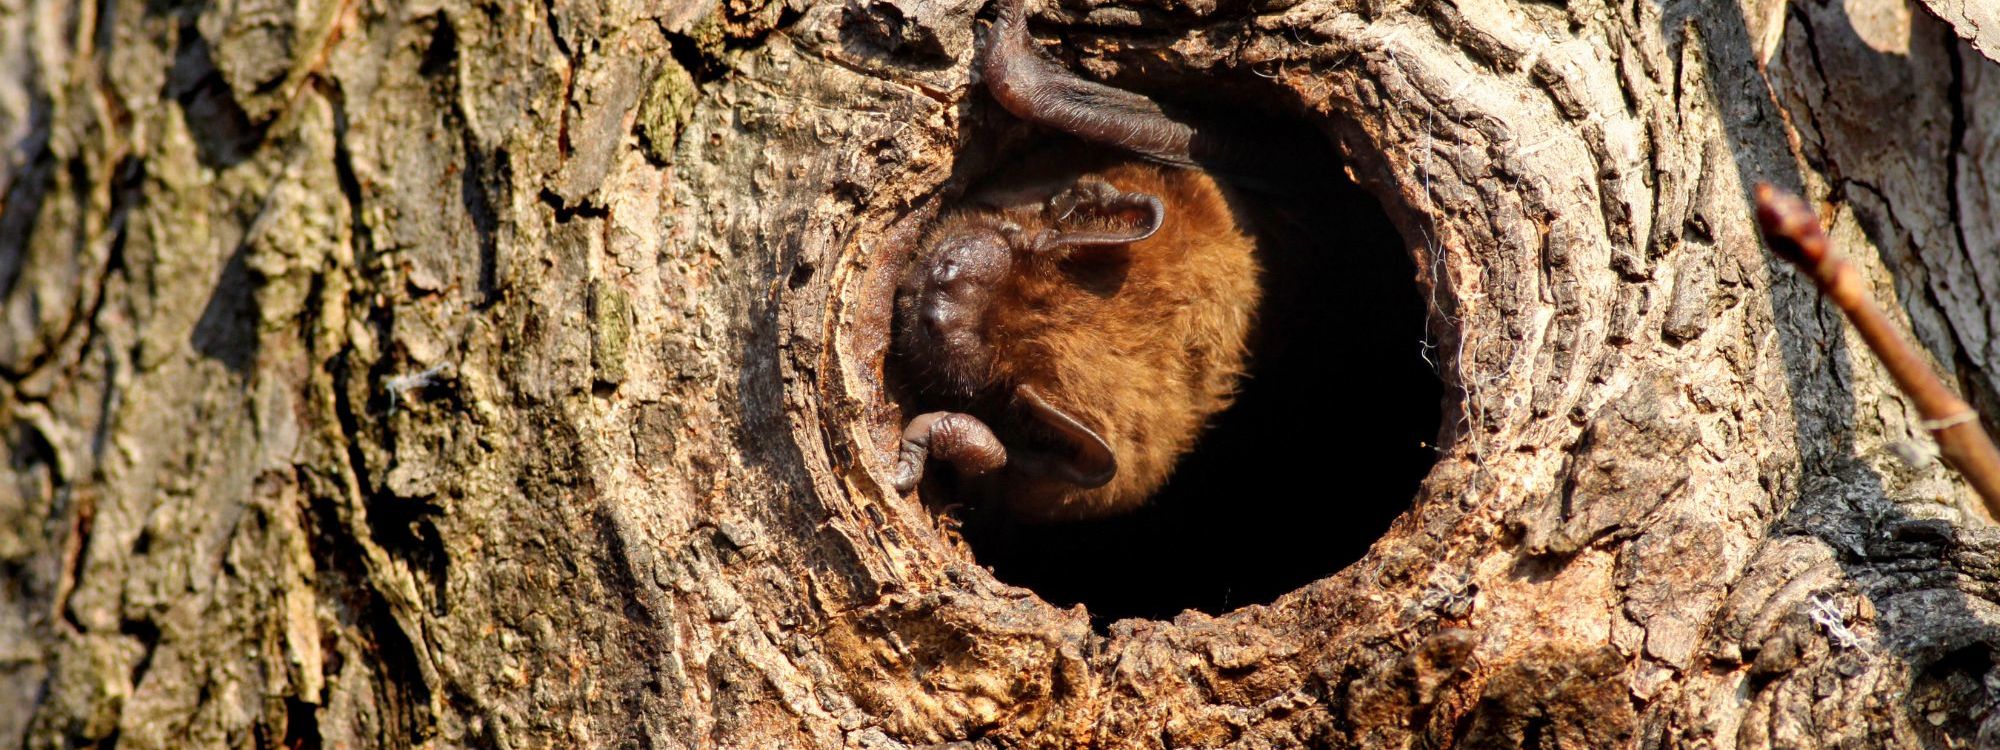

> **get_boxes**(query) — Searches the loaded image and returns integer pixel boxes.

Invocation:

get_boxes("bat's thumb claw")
[891,448,925,493]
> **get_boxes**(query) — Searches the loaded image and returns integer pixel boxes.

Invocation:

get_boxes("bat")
[889,0,1263,521]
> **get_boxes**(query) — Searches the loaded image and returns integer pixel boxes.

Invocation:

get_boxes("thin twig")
[1754,183,2000,520]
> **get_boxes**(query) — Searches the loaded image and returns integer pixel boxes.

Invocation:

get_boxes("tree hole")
[888,62,1445,624]
[959,121,1439,623]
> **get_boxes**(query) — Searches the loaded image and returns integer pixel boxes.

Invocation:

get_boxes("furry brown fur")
[991,163,1256,518]
[895,159,1260,520]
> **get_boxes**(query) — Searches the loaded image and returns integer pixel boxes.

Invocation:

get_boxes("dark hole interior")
[913,77,1444,625]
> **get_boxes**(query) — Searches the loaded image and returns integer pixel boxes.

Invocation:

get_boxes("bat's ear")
[1033,178,1164,254]
[1013,384,1117,488]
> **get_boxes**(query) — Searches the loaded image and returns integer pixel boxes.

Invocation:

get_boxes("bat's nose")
[922,304,956,335]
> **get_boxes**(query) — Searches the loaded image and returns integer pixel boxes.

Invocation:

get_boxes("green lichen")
[590,280,631,385]
[637,56,698,164]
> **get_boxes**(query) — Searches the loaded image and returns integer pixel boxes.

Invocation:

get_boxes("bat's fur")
[897,158,1260,520]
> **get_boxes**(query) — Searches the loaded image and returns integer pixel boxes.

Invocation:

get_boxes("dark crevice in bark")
[322,87,441,726]
[1908,642,1996,747]
[539,187,608,221]
[324,128,448,683]
[167,20,271,169]
[363,602,433,750]
[8,423,66,633]
[420,14,502,308]
[590,506,667,630]
[378,510,451,618]
[54,491,94,634]
[466,146,502,308]
[418,16,457,79]
[539,0,580,161]
[659,28,728,84]
[1786,7,1839,179]
[90,0,146,154]
[87,156,138,424]
[301,482,411,750]
[329,347,437,742]
[538,0,572,59]
[330,92,378,270]
[303,491,370,615]
[281,695,321,750]
[348,328,455,622]
[657,3,805,83]
[120,617,161,689]
[1942,30,1969,257]
[773,7,807,40]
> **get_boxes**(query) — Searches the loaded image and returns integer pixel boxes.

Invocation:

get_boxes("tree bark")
[3,0,2000,747]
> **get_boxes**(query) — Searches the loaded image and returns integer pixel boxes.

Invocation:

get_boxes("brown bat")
[889,0,1261,521]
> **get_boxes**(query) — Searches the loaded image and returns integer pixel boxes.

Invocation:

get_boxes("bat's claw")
[893,411,1008,494]
[891,442,927,493]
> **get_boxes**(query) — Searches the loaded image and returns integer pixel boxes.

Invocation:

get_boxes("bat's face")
[896,215,1018,398]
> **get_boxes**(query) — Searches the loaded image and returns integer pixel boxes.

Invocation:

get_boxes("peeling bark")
[3,0,2000,747]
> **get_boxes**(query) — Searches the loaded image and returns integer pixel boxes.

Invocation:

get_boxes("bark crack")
[1787,5,1840,179]
[1942,30,1973,334]
[0,153,133,386]
[532,0,587,172]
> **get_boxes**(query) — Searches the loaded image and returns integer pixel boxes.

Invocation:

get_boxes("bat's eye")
[933,258,961,283]
[928,235,1010,291]
[933,255,982,287]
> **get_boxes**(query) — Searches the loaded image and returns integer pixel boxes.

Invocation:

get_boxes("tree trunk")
[4,0,2000,746]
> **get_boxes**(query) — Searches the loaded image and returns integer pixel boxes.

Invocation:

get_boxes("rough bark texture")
[4,0,2000,747]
